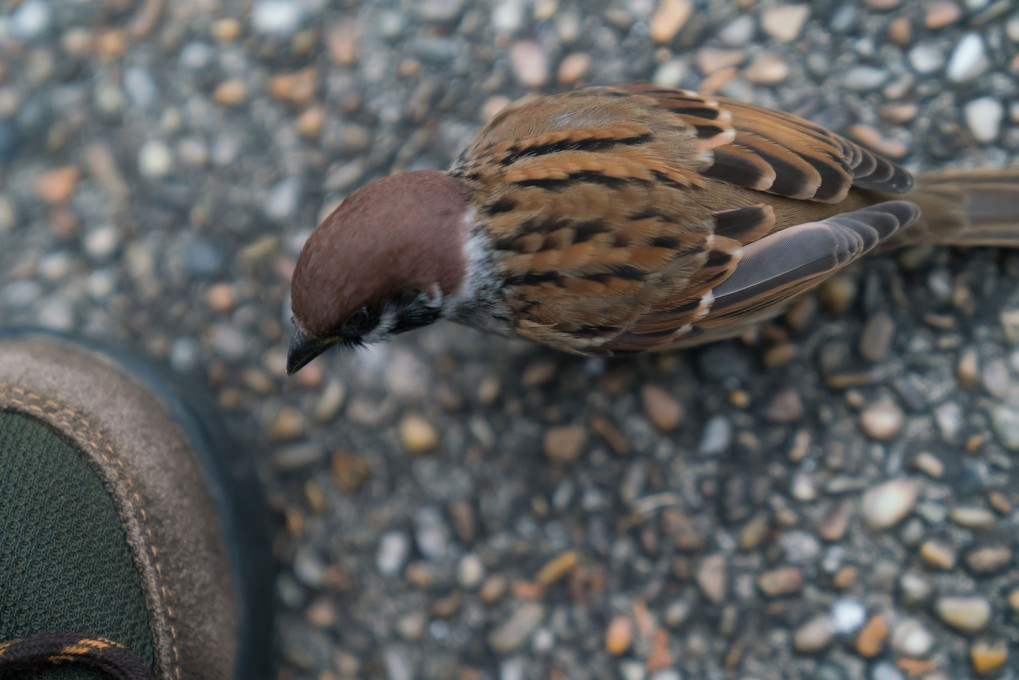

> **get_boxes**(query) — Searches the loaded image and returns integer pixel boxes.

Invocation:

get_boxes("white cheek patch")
[359,307,399,345]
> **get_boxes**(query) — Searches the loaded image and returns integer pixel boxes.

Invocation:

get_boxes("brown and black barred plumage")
[286,84,1019,373]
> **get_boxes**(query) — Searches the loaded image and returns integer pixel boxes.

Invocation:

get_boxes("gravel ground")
[2,0,1019,678]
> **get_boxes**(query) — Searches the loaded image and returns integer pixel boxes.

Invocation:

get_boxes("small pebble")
[859,402,905,440]
[396,610,428,641]
[880,103,919,124]
[989,405,1019,451]
[970,639,1008,674]
[252,0,306,35]
[138,140,174,178]
[871,661,904,680]
[831,599,867,634]
[965,97,1004,143]
[862,479,918,530]
[1007,589,1019,613]
[697,48,745,75]
[888,16,912,46]
[10,0,53,41]
[268,408,305,441]
[843,66,887,91]
[762,5,810,42]
[949,506,996,529]
[377,531,410,576]
[543,425,587,463]
[763,388,803,423]
[605,616,634,656]
[860,313,896,362]
[479,575,509,605]
[641,385,684,431]
[265,177,302,221]
[511,41,548,88]
[856,614,888,658]
[698,415,731,455]
[653,59,688,88]
[891,619,934,657]
[213,80,248,106]
[330,450,370,493]
[457,553,485,589]
[744,54,789,84]
[935,596,991,633]
[919,540,957,569]
[382,646,413,680]
[695,554,727,603]
[488,603,546,653]
[923,0,962,28]
[36,167,80,204]
[400,414,440,454]
[982,359,1010,398]
[964,546,1012,574]
[848,125,908,160]
[719,15,755,46]
[911,452,944,478]
[535,550,578,585]
[417,0,464,21]
[650,0,692,43]
[84,225,120,260]
[793,615,834,653]
[899,572,932,605]
[492,0,524,33]
[947,33,989,82]
[758,567,803,597]
[558,53,591,84]
[413,507,450,561]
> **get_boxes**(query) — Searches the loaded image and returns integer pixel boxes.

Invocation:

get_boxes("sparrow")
[286,83,1019,374]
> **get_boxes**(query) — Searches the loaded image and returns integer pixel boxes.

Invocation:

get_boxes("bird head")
[287,170,471,374]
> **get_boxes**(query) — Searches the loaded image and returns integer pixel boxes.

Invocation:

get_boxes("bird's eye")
[344,307,372,332]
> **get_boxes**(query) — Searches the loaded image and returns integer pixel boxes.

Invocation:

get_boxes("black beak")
[286,327,336,375]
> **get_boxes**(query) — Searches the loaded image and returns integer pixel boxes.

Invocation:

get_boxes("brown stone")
[650,0,692,43]
[605,616,633,656]
[36,166,80,204]
[543,425,587,463]
[641,385,683,431]
[758,567,803,597]
[856,614,888,658]
[536,550,578,585]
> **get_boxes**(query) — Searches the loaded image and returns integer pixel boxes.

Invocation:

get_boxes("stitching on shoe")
[0,383,183,680]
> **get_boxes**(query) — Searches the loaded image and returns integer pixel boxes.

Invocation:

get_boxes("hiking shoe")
[0,329,275,679]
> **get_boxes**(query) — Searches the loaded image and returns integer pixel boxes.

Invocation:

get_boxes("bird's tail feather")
[902,168,1019,247]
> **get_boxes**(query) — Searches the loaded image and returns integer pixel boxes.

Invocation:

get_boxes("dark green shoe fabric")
[0,410,156,679]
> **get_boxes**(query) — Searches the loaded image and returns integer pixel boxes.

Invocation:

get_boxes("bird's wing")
[600,201,920,354]
[609,83,914,201]
[452,85,916,355]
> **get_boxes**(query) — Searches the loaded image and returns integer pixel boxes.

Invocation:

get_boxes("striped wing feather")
[453,85,918,355]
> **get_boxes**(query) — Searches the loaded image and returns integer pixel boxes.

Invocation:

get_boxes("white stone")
[862,479,919,530]
[376,531,410,576]
[653,59,687,88]
[891,619,934,657]
[719,15,755,46]
[85,225,120,259]
[908,44,945,74]
[831,598,867,634]
[252,0,306,36]
[843,66,887,91]
[762,5,810,42]
[492,0,525,34]
[138,140,174,178]
[965,97,1004,143]
[11,0,53,40]
[947,33,988,83]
